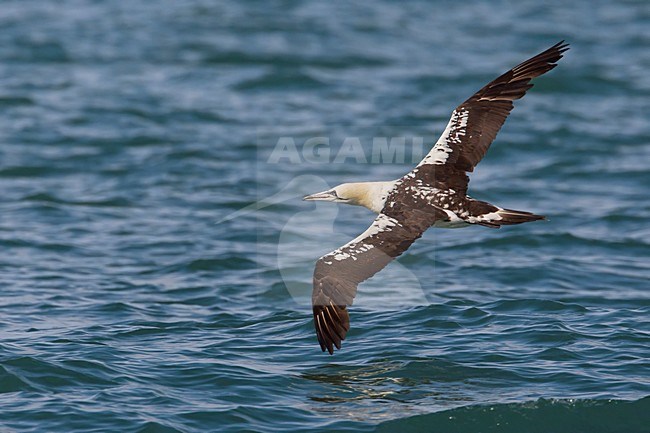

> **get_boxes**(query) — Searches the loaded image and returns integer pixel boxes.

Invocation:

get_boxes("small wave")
[2,356,117,391]
[234,69,326,91]
[0,365,36,393]
[0,95,35,106]
[201,51,391,69]
[375,397,650,433]
[486,299,589,313]
[136,421,184,433]
[21,192,133,208]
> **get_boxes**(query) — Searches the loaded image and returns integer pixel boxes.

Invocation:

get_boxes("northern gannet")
[303,42,569,354]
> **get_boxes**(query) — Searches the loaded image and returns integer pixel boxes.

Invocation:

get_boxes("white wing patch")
[467,210,503,224]
[321,214,399,264]
[418,109,469,167]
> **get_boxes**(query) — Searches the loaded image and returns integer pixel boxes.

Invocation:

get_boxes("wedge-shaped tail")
[476,207,545,228]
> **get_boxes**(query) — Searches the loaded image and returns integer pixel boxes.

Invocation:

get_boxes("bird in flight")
[303,41,569,354]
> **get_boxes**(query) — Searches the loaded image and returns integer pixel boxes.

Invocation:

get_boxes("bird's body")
[303,42,569,354]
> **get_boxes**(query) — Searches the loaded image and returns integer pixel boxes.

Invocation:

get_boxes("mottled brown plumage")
[440,41,569,174]
[309,42,568,354]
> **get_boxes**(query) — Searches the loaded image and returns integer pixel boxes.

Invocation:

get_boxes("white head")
[303,181,395,214]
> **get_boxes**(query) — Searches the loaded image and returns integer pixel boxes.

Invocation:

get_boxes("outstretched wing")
[312,209,440,354]
[418,41,569,177]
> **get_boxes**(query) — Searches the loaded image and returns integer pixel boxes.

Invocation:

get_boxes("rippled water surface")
[0,1,649,432]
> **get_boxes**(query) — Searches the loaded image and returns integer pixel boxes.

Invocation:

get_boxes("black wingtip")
[553,40,570,55]
[318,339,334,355]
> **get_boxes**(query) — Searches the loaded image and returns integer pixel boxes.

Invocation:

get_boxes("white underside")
[433,219,470,228]
[434,209,471,228]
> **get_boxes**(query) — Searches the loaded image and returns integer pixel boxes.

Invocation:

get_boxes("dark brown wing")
[312,209,439,354]
[418,41,569,175]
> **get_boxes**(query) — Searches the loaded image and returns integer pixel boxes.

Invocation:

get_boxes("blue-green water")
[0,1,649,432]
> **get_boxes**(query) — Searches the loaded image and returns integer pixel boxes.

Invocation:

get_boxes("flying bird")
[303,41,569,354]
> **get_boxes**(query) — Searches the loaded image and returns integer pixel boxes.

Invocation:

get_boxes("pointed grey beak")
[303,190,337,201]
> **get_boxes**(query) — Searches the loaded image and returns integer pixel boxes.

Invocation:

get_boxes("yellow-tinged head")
[303,181,395,214]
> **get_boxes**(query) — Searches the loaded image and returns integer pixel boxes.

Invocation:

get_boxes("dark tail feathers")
[478,208,546,228]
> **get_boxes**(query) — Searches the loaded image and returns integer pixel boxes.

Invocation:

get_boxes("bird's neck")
[349,181,396,213]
